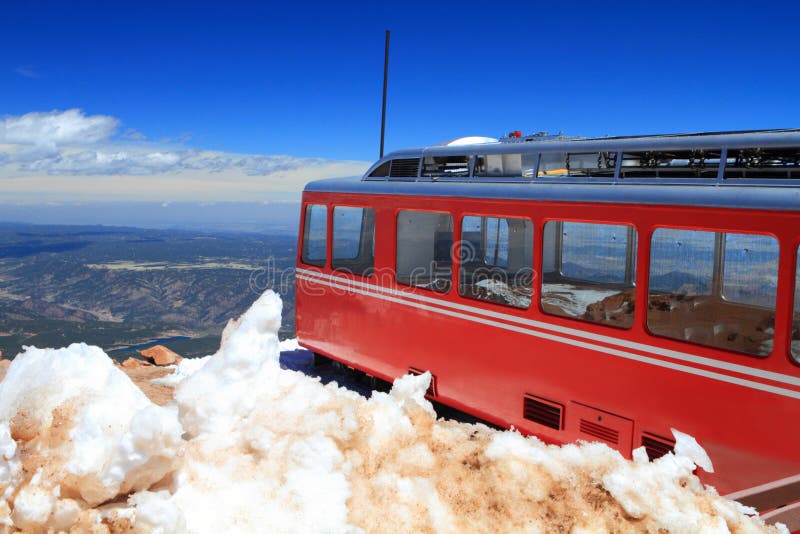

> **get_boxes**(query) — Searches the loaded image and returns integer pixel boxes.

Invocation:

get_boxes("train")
[295,129,800,527]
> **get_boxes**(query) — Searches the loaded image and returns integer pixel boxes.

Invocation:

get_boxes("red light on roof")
[509,131,522,138]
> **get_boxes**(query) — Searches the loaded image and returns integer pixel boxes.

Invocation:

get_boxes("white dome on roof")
[444,136,499,146]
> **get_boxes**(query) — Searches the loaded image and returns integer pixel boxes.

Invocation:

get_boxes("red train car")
[295,130,800,525]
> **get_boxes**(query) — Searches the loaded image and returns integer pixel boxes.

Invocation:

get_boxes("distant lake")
[0,240,91,258]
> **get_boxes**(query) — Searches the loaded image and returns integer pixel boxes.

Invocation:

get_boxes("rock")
[121,366,176,405]
[139,345,182,366]
[122,357,152,369]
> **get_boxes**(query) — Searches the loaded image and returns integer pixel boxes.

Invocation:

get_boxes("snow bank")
[0,343,182,530]
[150,355,210,387]
[152,337,303,388]
[0,291,787,533]
[278,337,303,352]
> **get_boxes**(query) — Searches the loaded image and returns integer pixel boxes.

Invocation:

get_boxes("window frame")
[301,203,329,268]
[718,233,781,310]
[792,243,800,363]
[645,225,780,358]
[458,213,534,310]
[546,220,638,288]
[331,205,376,278]
[539,219,638,329]
[618,149,723,181]
[536,151,618,180]
[395,209,455,294]
[723,147,800,181]
[421,155,472,180]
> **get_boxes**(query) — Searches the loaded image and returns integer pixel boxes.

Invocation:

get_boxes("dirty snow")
[0,291,787,533]
[0,343,182,530]
[150,356,210,387]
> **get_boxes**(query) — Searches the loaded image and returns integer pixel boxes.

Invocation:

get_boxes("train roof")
[303,129,800,211]
[386,128,800,157]
[304,175,800,212]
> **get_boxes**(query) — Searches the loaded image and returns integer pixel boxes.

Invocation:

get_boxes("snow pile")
[0,343,182,530]
[150,355,210,387]
[0,291,787,533]
[278,337,303,352]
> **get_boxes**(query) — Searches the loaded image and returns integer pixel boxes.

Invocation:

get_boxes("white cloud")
[17,149,332,177]
[122,128,147,141]
[0,109,118,146]
[22,149,183,176]
[0,109,370,201]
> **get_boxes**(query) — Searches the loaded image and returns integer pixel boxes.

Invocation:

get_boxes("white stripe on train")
[296,268,800,400]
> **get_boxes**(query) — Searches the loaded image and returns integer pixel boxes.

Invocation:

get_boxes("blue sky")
[3,0,799,159]
[1,0,799,204]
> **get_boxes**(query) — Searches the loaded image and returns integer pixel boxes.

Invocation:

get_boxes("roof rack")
[498,128,800,144]
[364,129,800,186]
[499,131,581,143]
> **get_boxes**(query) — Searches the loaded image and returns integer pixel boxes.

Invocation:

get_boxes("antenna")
[379,30,390,158]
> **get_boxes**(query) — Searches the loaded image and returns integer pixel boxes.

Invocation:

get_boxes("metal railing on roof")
[364,133,800,187]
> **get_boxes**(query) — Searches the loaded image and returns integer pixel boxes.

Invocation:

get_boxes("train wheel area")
[279,348,500,428]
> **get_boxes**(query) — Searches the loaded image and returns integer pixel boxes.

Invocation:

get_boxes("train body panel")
[296,131,800,510]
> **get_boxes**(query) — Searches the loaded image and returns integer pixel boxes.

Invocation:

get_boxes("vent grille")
[641,433,675,460]
[390,158,420,178]
[408,367,436,397]
[523,394,563,430]
[579,419,620,445]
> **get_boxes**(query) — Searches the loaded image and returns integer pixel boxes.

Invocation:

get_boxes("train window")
[396,210,453,293]
[459,215,533,309]
[724,147,800,179]
[332,207,375,277]
[721,234,779,307]
[541,221,636,328]
[422,156,471,178]
[521,153,537,178]
[474,154,523,177]
[648,229,777,356]
[619,149,722,179]
[537,152,616,178]
[368,158,420,178]
[793,246,800,362]
[301,204,327,267]
[484,218,509,267]
[368,161,390,177]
